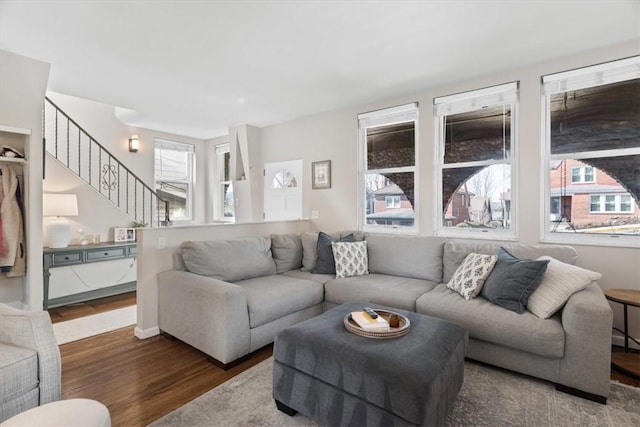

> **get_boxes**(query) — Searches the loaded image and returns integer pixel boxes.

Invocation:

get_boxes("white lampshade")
[43,193,79,217]
[43,194,78,248]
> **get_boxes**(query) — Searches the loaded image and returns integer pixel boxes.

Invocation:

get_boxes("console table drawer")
[86,248,126,261]
[52,252,82,265]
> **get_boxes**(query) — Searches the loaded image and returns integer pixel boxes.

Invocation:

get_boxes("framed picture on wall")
[114,227,136,242]
[312,160,331,189]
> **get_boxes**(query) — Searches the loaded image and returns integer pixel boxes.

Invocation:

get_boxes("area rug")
[53,305,136,345]
[149,357,640,426]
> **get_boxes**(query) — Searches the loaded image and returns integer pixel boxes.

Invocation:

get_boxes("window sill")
[541,232,640,249]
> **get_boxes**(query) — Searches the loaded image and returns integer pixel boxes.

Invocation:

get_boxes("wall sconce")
[129,134,140,152]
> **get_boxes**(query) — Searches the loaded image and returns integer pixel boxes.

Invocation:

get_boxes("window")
[435,82,518,237]
[589,194,634,213]
[358,103,418,232]
[385,196,401,209]
[571,166,595,183]
[154,139,195,222]
[542,56,640,245]
[214,143,234,221]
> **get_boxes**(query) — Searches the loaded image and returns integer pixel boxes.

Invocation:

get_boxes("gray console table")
[43,242,137,310]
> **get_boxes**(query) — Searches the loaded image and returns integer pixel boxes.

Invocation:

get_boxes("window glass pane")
[366,121,415,169]
[155,181,188,219]
[365,172,414,227]
[155,149,188,181]
[223,183,234,218]
[550,79,640,154]
[442,164,511,229]
[223,152,231,182]
[444,105,511,164]
[549,158,640,234]
[584,166,594,182]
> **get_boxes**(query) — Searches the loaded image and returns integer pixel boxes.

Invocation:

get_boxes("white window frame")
[541,56,640,248]
[154,138,195,222]
[570,166,595,183]
[434,82,519,240]
[358,103,419,234]
[589,194,634,214]
[214,143,234,222]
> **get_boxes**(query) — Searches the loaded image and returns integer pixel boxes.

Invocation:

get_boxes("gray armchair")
[0,303,61,422]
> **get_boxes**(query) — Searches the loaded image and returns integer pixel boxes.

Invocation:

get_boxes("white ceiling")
[1,1,638,139]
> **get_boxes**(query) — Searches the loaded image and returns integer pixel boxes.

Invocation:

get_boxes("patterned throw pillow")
[331,241,369,279]
[447,253,498,300]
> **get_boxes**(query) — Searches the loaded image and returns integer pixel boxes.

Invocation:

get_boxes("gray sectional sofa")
[156,232,613,403]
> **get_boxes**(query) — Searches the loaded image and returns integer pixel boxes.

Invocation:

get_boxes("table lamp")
[43,193,79,248]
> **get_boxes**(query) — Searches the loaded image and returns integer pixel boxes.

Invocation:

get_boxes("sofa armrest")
[559,282,612,398]
[0,304,61,405]
[157,270,251,365]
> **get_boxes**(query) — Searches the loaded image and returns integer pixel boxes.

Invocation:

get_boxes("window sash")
[435,83,518,238]
[359,104,419,233]
[541,58,640,247]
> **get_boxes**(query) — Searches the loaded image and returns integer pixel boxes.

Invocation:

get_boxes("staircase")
[43,97,169,227]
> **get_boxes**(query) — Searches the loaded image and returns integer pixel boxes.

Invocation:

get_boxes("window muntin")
[543,57,640,244]
[214,143,234,221]
[435,82,517,236]
[155,139,194,222]
[359,103,418,232]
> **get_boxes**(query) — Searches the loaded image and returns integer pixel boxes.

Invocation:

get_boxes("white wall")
[0,49,50,309]
[257,41,640,344]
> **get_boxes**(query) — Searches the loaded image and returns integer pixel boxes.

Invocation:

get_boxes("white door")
[264,160,302,221]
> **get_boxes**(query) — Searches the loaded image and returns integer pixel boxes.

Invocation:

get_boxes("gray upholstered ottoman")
[273,302,468,426]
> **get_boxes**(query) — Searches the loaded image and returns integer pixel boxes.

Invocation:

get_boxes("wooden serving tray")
[344,309,410,339]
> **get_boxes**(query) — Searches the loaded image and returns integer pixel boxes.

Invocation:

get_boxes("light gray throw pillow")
[527,256,602,318]
[271,233,303,273]
[181,237,276,282]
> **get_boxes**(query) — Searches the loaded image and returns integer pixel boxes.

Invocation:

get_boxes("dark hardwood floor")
[55,294,639,426]
[48,292,137,324]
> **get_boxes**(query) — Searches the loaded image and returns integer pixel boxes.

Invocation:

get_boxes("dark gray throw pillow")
[481,247,549,314]
[312,232,355,274]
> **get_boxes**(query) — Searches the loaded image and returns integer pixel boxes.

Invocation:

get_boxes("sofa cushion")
[312,232,355,274]
[527,256,602,319]
[481,248,549,314]
[447,253,497,300]
[324,273,438,312]
[271,233,303,273]
[234,275,324,328]
[180,237,276,282]
[366,234,445,282]
[332,241,369,279]
[442,241,577,283]
[0,343,38,403]
[416,285,565,358]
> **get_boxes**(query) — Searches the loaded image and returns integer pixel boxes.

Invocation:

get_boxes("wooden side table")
[604,289,640,380]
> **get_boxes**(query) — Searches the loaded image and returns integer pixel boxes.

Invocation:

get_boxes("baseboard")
[134,325,160,339]
[612,334,640,351]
